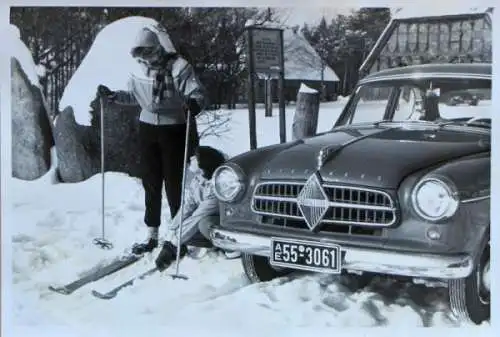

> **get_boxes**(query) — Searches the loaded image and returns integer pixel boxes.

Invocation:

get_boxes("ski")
[91,267,158,300]
[48,254,142,295]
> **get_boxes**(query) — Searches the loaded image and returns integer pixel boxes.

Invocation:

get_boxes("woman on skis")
[97,23,205,255]
[154,145,240,272]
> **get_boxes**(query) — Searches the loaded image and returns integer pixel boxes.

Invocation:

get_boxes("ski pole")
[169,107,192,280]
[93,95,113,250]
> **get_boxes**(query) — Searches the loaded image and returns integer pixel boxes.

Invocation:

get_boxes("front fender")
[395,152,489,255]
[430,152,490,202]
[399,152,490,210]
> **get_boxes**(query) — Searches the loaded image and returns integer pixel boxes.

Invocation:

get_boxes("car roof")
[359,63,492,84]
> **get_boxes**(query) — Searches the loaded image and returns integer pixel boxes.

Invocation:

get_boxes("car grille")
[252,181,397,234]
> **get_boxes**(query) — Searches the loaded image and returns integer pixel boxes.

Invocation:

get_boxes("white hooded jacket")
[113,23,206,125]
[165,172,219,245]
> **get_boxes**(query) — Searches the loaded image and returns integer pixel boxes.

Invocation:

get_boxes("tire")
[241,253,292,283]
[345,271,376,290]
[448,241,490,325]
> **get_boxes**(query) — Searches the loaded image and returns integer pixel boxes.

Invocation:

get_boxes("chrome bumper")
[209,227,474,279]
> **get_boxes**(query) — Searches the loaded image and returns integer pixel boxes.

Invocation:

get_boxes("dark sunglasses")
[136,46,157,58]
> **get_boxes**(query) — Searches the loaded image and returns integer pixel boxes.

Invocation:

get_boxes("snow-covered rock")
[52,106,93,182]
[9,24,53,181]
[59,16,160,126]
[7,24,41,87]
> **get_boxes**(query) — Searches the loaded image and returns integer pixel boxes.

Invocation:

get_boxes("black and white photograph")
[2,1,496,334]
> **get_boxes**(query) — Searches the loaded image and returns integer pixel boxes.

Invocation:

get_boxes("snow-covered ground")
[8,103,491,332]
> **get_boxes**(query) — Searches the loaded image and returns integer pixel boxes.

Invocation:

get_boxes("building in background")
[360,7,493,78]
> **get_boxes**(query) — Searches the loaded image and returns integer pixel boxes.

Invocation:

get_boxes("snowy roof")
[392,6,492,20]
[283,29,340,82]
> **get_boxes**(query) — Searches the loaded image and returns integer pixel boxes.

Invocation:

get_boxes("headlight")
[411,177,459,221]
[213,164,245,202]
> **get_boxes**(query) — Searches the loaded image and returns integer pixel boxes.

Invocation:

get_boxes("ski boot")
[132,227,159,255]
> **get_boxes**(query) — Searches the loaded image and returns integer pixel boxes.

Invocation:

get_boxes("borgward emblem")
[296,174,330,230]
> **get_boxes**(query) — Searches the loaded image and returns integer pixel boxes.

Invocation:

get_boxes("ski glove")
[186,98,201,117]
[97,84,115,98]
[155,241,188,272]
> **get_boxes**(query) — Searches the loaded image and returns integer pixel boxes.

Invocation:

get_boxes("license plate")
[269,238,341,274]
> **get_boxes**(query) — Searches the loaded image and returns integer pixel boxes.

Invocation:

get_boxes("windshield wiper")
[464,121,491,129]
[437,119,491,129]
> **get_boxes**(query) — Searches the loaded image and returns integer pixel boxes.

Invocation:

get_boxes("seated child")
[155,146,240,271]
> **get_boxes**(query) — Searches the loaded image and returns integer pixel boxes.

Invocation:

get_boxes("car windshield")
[346,78,491,128]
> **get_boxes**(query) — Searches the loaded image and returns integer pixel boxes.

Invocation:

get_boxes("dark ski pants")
[139,121,198,228]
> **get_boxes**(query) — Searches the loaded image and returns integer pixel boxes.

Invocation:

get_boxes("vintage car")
[209,63,491,325]
[447,91,480,106]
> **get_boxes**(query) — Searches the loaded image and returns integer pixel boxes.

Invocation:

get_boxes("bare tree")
[197,109,232,139]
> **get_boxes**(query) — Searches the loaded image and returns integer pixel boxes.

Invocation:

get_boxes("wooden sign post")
[246,26,286,150]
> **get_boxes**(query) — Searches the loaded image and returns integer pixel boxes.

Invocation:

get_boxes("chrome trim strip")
[253,195,395,211]
[209,227,474,279]
[250,180,397,227]
[253,195,297,202]
[461,195,490,204]
[359,73,491,85]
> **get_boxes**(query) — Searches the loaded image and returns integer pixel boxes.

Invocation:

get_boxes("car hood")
[259,124,490,189]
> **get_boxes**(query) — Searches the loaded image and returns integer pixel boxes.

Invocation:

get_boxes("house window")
[397,23,408,53]
[418,23,429,52]
[439,23,449,53]
[428,23,439,56]
[461,21,472,52]
[408,23,418,52]
[386,28,398,53]
[450,21,461,53]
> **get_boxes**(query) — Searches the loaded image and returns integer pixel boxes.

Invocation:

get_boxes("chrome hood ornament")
[317,145,339,170]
